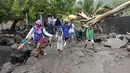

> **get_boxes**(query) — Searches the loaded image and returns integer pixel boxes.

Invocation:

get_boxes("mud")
[3,40,129,73]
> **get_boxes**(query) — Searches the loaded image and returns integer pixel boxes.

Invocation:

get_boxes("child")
[56,30,63,53]
[85,23,94,48]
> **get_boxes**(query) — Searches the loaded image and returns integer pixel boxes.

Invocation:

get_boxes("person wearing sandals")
[62,22,72,48]
[23,20,54,57]
[56,30,63,53]
[84,23,95,49]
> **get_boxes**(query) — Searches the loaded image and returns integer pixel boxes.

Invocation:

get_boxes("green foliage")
[83,0,103,17]
[11,0,24,19]
[28,0,76,19]
[0,0,76,23]
[0,0,13,23]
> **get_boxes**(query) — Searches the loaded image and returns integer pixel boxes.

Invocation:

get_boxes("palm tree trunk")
[84,1,130,27]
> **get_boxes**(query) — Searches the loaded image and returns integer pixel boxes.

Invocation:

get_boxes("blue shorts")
[64,37,70,41]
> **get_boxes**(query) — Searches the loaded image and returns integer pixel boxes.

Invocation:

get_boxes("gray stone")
[6,37,15,45]
[104,38,128,48]
[0,62,15,73]
[0,37,14,46]
[107,33,117,38]
[125,35,130,40]
[11,44,18,49]
[0,46,13,69]
[127,45,130,52]
[116,34,123,39]
[14,34,23,43]
[97,35,108,42]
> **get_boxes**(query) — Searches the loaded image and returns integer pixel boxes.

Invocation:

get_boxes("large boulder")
[0,46,13,70]
[0,62,15,73]
[127,45,130,52]
[116,34,123,39]
[107,33,117,38]
[11,44,18,49]
[125,35,130,41]
[0,37,14,46]
[14,34,23,43]
[104,37,129,48]
[96,34,108,42]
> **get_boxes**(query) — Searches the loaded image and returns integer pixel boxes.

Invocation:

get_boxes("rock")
[14,34,23,43]
[11,44,18,49]
[104,38,129,48]
[6,37,15,45]
[0,46,13,69]
[107,33,116,38]
[0,37,14,46]
[116,34,123,39]
[0,62,15,73]
[125,35,130,41]
[97,34,108,42]
[127,45,130,52]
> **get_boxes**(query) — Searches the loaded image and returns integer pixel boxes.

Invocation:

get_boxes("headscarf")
[35,20,42,34]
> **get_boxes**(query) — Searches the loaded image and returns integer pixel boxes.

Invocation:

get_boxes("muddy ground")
[1,22,130,73]
[2,40,129,73]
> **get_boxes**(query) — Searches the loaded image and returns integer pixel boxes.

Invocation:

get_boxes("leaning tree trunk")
[84,1,130,27]
[10,19,19,32]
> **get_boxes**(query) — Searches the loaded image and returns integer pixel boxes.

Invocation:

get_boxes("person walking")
[23,20,54,57]
[56,30,63,53]
[62,22,72,48]
[84,23,94,48]
[69,20,76,41]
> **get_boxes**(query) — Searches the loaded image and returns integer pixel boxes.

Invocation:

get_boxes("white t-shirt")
[69,23,75,33]
[57,35,63,43]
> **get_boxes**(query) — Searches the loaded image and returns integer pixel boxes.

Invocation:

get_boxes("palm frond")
[83,0,93,12]
[94,1,103,12]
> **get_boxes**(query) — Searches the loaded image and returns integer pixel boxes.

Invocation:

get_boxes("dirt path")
[10,41,130,73]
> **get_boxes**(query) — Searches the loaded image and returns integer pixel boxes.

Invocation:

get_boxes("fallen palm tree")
[77,1,130,28]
